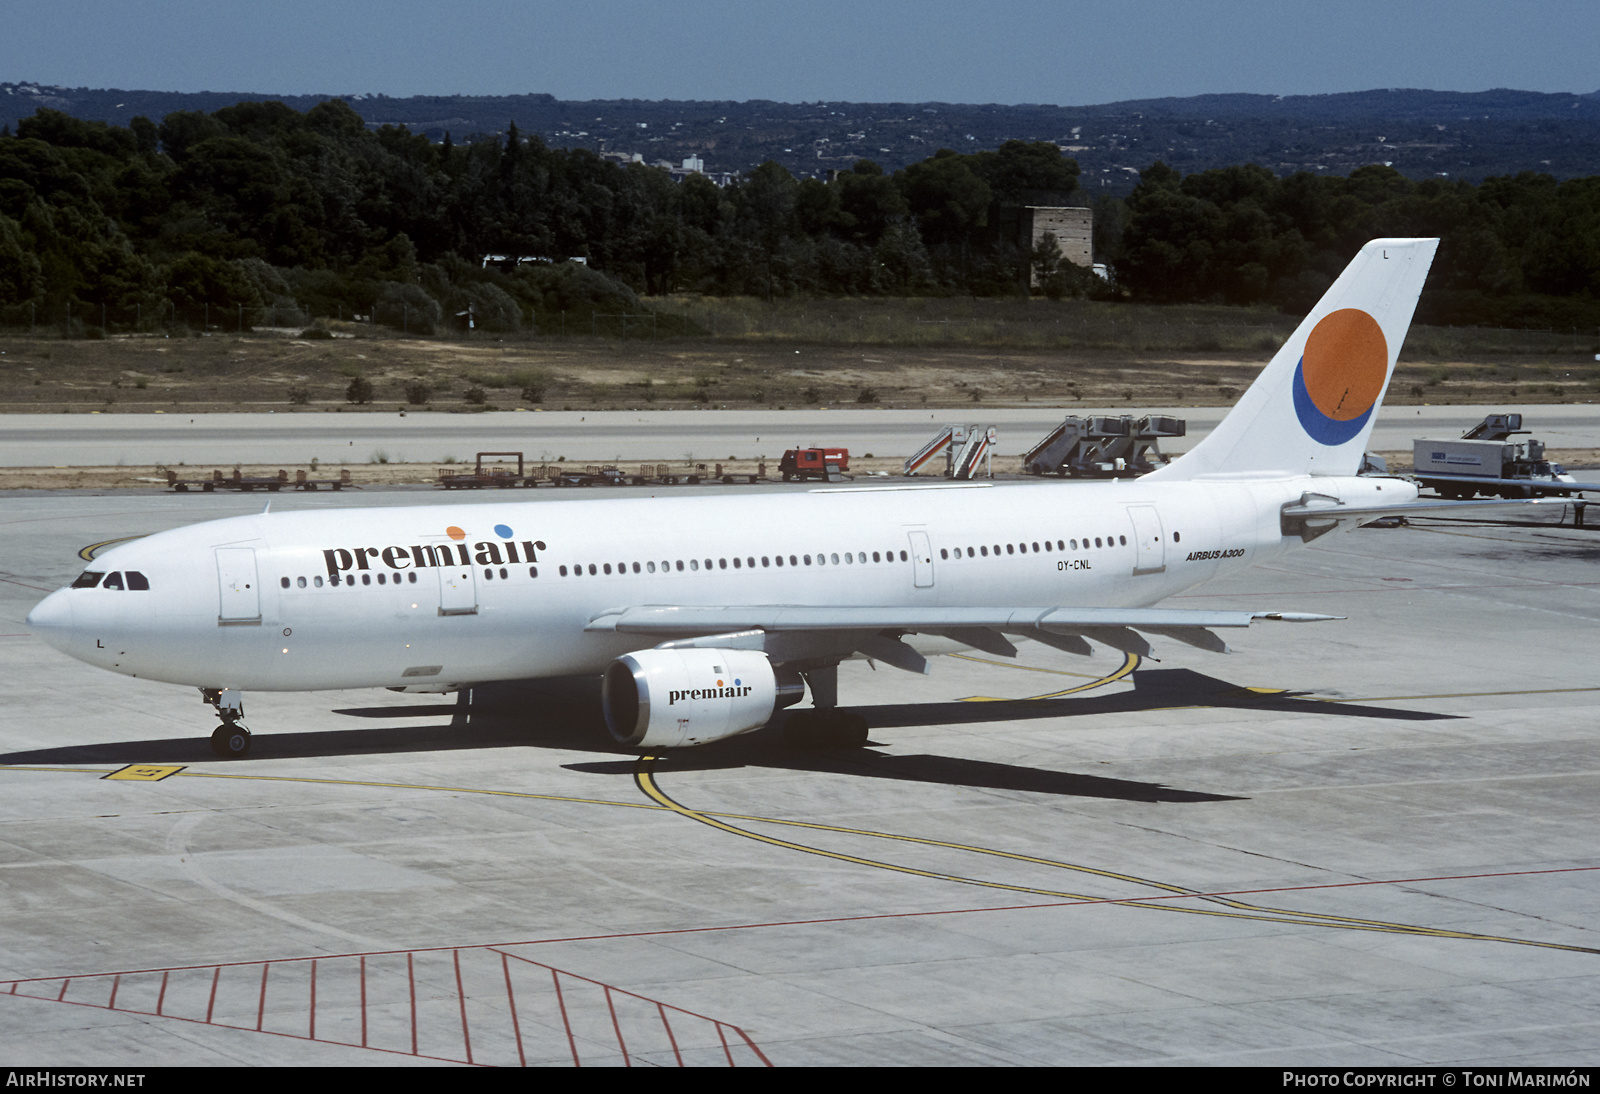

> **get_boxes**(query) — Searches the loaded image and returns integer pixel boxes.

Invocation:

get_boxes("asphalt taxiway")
[0,484,1597,1066]
[1,404,1597,467]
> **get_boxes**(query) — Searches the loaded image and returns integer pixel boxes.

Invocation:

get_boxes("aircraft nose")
[26,590,76,653]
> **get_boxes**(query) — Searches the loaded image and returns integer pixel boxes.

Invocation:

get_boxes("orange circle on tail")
[446,526,467,541]
[1301,309,1388,421]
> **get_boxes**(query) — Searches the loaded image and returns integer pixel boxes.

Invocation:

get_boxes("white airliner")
[29,238,1512,759]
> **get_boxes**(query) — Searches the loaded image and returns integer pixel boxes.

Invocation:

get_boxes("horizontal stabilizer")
[1283,495,1570,534]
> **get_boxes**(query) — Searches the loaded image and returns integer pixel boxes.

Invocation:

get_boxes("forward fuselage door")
[216,547,262,624]
[1127,506,1166,575]
[437,548,478,616]
[907,530,934,588]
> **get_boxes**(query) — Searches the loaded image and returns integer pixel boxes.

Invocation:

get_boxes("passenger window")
[529,566,539,578]
[690,560,699,571]
[103,572,125,590]
[314,576,324,587]
[362,574,372,585]
[71,571,105,589]
[297,576,307,588]
[280,577,291,589]
[939,549,947,560]
[406,573,415,584]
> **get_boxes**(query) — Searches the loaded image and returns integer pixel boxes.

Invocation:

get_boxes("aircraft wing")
[585,604,1339,665]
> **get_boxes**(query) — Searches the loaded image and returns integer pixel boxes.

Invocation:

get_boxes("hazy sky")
[4,1,1596,105]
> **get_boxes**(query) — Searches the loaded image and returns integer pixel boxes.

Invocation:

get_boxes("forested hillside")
[1,100,1597,334]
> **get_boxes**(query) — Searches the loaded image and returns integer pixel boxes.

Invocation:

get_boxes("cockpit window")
[71,571,105,589]
[126,571,149,591]
[102,572,124,590]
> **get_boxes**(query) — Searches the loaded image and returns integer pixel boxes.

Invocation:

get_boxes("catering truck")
[1413,414,1582,499]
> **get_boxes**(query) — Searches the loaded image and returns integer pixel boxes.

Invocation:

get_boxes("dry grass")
[1,321,1597,415]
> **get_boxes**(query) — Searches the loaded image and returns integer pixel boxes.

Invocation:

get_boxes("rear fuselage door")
[907,530,934,588]
[1127,506,1166,575]
[216,548,262,624]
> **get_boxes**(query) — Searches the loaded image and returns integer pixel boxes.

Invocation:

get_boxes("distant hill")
[5,82,1600,188]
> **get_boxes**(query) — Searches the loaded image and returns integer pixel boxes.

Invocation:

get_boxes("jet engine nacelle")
[602,648,802,748]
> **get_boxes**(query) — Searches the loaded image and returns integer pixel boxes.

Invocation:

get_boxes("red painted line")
[359,955,367,1049]
[717,1021,734,1067]
[407,953,417,1057]
[13,993,488,1066]
[502,952,525,1069]
[496,949,755,1033]
[453,949,472,1066]
[156,970,168,1016]
[2,864,1595,994]
[255,963,268,1032]
[55,979,67,1002]
[605,984,630,1067]
[107,975,120,1010]
[0,580,53,593]
[658,1002,682,1067]
[206,967,219,1024]
[733,1025,775,1068]
[553,969,579,1068]
[309,959,317,1041]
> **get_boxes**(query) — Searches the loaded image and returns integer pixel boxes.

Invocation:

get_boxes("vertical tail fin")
[1147,238,1438,480]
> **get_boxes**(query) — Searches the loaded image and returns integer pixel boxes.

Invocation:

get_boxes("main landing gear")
[782,664,870,749]
[201,688,251,759]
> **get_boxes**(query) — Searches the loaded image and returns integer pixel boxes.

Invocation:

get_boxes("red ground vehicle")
[778,447,849,481]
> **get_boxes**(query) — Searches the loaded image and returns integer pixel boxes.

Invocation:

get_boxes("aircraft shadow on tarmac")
[0,668,1455,804]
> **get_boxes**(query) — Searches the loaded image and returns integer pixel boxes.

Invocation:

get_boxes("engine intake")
[602,648,802,748]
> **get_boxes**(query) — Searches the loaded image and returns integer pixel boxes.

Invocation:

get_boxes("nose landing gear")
[201,688,252,759]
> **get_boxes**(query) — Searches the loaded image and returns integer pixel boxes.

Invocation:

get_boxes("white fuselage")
[28,474,1413,692]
